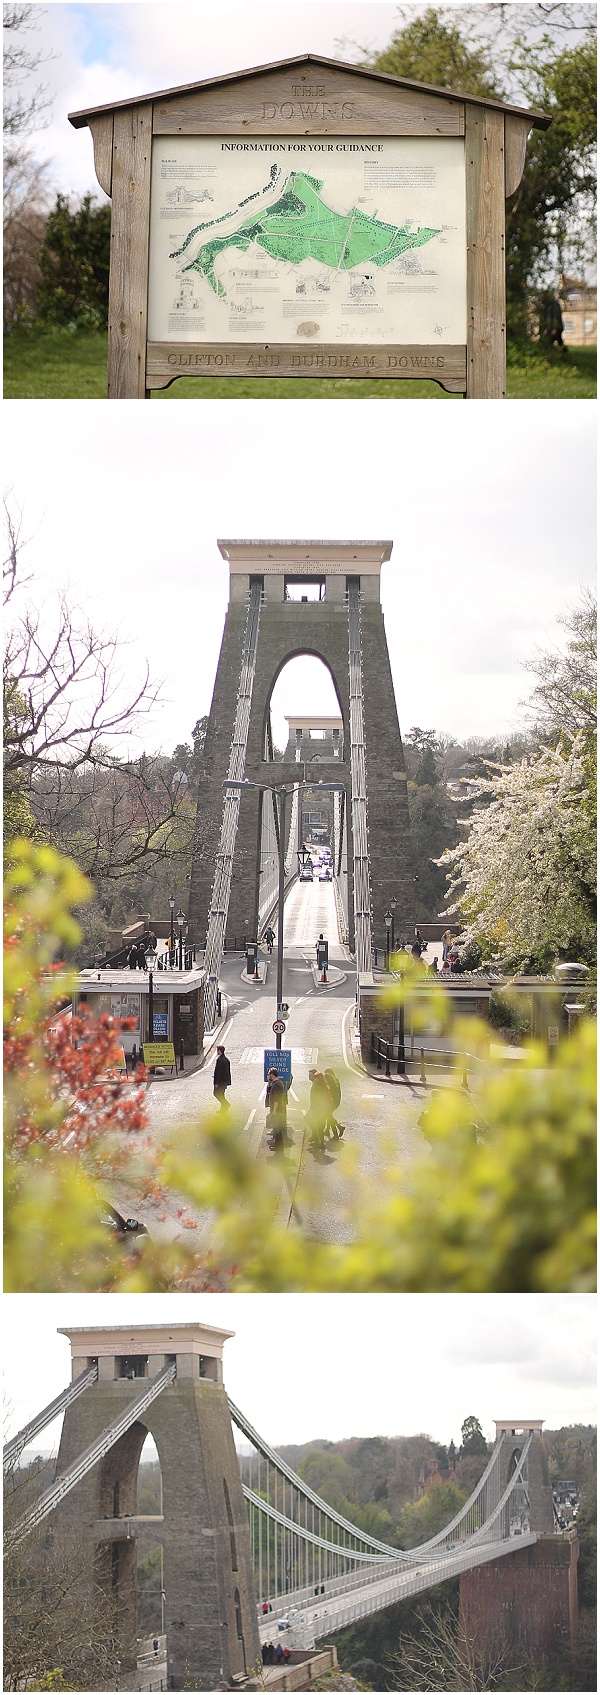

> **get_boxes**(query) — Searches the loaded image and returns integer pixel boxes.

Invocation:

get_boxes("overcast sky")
[14,3,591,200]
[4,1294,597,1461]
[4,401,595,751]
[9,2,458,199]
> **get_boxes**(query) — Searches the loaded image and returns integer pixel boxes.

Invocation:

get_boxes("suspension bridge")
[4,1323,568,1691]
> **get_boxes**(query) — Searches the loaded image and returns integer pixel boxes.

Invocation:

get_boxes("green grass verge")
[4,328,596,399]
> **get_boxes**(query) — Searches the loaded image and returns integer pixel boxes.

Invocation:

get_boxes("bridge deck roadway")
[112,879,429,1254]
[258,1533,539,1645]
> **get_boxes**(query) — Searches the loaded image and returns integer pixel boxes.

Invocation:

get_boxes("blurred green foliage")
[4,844,596,1293]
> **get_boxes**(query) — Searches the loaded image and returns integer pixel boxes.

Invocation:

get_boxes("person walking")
[213,1045,231,1111]
[442,929,452,966]
[265,1067,287,1150]
[128,944,138,970]
[323,1067,344,1138]
[307,1069,330,1150]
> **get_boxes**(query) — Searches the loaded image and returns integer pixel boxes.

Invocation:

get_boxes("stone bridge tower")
[189,539,414,956]
[50,1323,260,1691]
[460,1422,578,1666]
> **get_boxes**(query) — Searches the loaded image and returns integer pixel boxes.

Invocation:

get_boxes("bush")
[37,194,110,328]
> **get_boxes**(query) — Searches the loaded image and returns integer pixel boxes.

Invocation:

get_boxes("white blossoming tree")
[436,737,596,971]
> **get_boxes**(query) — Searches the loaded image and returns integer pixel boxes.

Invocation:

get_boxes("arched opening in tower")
[268,654,342,758]
[259,656,349,937]
[136,1430,165,1640]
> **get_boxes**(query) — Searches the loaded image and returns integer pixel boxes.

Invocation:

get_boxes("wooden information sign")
[69,53,550,399]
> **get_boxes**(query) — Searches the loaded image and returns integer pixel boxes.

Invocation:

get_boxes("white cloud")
[22,3,399,196]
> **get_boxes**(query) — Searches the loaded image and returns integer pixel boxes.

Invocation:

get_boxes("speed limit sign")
[273,1020,286,1035]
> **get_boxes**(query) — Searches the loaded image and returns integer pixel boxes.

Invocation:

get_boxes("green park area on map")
[176,171,441,298]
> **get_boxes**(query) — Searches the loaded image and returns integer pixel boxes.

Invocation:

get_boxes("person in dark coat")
[213,1045,231,1110]
[265,1068,287,1150]
[128,945,138,970]
[323,1067,344,1138]
[308,1069,330,1149]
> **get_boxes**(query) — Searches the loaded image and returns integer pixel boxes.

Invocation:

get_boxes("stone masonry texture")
[51,1376,260,1691]
[459,1536,579,1660]
[190,585,413,949]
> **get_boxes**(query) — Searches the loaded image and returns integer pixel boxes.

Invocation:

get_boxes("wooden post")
[107,104,153,399]
[466,105,506,397]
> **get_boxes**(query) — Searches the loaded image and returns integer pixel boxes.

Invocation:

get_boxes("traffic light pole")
[276,786,287,1051]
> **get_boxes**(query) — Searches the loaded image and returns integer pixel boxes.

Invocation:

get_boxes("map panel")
[147,136,467,346]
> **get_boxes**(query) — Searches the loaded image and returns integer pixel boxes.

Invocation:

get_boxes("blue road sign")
[153,1013,168,1038]
[263,1048,292,1083]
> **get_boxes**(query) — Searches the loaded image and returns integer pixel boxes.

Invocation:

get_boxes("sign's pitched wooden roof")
[68,51,551,129]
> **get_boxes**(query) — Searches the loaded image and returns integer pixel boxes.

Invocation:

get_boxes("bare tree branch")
[3,499,197,884]
[4,500,162,781]
[3,4,55,137]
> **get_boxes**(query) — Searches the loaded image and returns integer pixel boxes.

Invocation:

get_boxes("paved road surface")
[114,878,429,1254]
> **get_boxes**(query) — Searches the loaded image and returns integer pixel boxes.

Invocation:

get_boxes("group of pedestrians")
[212,1046,347,1151]
[307,1067,344,1149]
[261,1643,290,1666]
[127,929,158,971]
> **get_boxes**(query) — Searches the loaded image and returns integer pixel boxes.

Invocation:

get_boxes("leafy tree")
[460,1415,487,1456]
[36,193,111,329]
[398,1481,466,1549]
[505,33,597,336]
[436,737,596,969]
[415,744,440,788]
[364,6,501,98]
[172,716,209,781]
[524,588,597,740]
[355,6,597,337]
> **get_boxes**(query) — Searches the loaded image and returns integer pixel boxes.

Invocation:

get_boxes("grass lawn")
[4,329,596,400]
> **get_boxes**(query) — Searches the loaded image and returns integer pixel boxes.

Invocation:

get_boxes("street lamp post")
[275,787,287,1048]
[390,894,397,958]
[176,908,185,971]
[169,893,175,963]
[384,908,392,971]
[146,944,158,1042]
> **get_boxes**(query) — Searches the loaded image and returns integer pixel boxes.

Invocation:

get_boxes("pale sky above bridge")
[4,402,595,755]
[4,1294,596,1458]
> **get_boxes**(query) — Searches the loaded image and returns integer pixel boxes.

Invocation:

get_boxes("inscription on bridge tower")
[188,539,414,967]
[50,1324,260,1691]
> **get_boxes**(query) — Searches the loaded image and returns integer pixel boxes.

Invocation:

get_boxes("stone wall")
[459,1536,579,1660]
